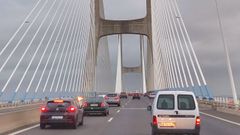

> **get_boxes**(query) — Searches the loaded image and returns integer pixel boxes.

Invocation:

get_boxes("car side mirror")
[147,105,152,111]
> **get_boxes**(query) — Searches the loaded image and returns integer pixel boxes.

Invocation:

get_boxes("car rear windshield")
[157,95,174,110]
[178,95,195,110]
[87,97,104,102]
[47,101,71,108]
[107,94,117,97]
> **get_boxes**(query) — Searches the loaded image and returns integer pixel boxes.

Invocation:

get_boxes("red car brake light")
[83,102,88,107]
[101,102,105,107]
[196,116,201,126]
[67,106,77,113]
[41,106,48,113]
[104,96,109,100]
[152,115,158,126]
[114,97,119,100]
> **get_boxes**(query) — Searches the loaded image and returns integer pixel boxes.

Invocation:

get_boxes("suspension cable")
[1,0,56,93]
[0,0,43,57]
[15,0,64,94]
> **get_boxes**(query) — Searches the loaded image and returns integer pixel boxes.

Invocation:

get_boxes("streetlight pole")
[214,0,238,105]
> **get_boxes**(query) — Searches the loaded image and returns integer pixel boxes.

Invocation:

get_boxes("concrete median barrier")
[0,107,40,134]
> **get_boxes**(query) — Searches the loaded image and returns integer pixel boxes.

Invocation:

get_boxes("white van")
[148,91,200,135]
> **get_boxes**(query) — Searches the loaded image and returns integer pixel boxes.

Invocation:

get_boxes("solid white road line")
[8,124,39,135]
[108,117,113,122]
[117,110,120,113]
[200,112,240,126]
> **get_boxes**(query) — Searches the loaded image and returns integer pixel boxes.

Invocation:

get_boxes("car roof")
[48,98,74,102]
[156,90,195,95]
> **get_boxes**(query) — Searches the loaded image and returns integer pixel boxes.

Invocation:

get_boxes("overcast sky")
[0,0,240,97]
[103,0,240,97]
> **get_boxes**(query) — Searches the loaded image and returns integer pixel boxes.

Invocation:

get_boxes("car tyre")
[72,121,78,129]
[40,123,45,129]
[151,130,158,135]
[79,116,84,126]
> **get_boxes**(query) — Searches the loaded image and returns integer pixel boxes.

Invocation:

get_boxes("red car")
[105,93,121,106]
[132,93,141,100]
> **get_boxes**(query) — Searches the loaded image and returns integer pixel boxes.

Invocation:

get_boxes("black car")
[40,99,84,129]
[132,93,141,100]
[83,97,109,116]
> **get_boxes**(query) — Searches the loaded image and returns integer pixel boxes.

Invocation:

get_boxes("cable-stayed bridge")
[0,0,239,135]
[0,0,217,102]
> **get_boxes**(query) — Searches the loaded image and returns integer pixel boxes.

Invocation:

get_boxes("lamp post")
[214,0,238,106]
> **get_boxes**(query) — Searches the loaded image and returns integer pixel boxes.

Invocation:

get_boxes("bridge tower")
[94,0,154,93]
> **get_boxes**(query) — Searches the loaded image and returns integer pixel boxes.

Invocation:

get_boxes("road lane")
[200,113,240,135]
[14,100,127,135]
[100,97,151,135]
[8,97,240,135]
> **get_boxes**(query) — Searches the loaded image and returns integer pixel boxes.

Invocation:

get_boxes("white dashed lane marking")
[108,117,113,122]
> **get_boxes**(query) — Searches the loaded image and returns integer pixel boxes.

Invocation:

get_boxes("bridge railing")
[0,91,111,109]
[0,99,45,109]
[198,98,240,116]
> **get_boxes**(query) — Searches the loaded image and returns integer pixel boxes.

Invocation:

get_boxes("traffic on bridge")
[0,0,240,135]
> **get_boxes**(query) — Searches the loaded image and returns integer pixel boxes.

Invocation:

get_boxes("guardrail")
[198,100,240,116]
[0,100,45,109]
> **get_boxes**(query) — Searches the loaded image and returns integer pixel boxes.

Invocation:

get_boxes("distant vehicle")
[40,99,84,129]
[98,94,106,98]
[105,93,121,106]
[83,97,109,116]
[120,92,128,99]
[128,92,133,96]
[148,91,157,99]
[148,91,200,135]
[132,93,141,100]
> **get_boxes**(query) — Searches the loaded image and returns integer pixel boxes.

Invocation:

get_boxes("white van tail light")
[196,116,201,126]
[152,115,158,126]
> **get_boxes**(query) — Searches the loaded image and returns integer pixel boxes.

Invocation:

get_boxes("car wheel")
[79,116,84,126]
[72,122,78,129]
[40,123,45,129]
[151,130,158,135]
[118,103,121,107]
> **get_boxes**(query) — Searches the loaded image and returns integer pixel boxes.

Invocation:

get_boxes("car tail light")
[196,116,201,126]
[152,115,158,126]
[41,106,48,113]
[114,97,119,100]
[101,102,105,107]
[83,102,88,107]
[67,106,77,113]
[104,96,109,100]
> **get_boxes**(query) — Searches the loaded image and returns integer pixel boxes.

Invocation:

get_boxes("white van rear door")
[154,94,178,129]
[174,94,198,129]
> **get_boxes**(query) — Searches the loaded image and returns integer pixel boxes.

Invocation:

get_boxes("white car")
[148,90,200,135]
[149,92,157,99]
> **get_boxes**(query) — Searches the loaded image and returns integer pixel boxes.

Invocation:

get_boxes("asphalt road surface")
[11,97,240,135]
